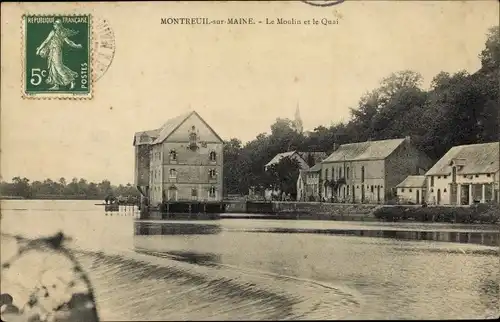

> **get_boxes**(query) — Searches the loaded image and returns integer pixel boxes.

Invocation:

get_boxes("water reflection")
[134,222,222,236]
[228,227,499,247]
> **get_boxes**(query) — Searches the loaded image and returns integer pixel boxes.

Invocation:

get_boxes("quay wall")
[225,201,380,221]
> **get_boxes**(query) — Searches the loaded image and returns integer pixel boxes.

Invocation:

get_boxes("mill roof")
[133,111,223,146]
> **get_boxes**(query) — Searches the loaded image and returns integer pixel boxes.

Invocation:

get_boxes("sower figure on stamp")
[36,19,82,90]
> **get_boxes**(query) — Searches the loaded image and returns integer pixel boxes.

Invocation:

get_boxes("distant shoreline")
[0,196,103,201]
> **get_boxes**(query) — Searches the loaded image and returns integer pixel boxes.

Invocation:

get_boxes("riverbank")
[224,201,500,223]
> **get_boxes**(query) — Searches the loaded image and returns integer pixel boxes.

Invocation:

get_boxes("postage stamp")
[22,14,92,99]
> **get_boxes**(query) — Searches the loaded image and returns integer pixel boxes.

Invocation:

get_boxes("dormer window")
[170,150,177,161]
[188,126,198,150]
[169,169,177,178]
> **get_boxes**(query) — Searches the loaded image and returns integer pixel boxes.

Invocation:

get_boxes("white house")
[305,163,322,201]
[396,175,426,204]
[296,169,307,201]
[296,163,322,201]
[425,142,499,205]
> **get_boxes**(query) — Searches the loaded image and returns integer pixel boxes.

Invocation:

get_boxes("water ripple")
[72,248,361,320]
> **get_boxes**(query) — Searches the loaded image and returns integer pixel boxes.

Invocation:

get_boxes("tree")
[11,177,31,198]
[265,157,302,197]
[480,26,500,71]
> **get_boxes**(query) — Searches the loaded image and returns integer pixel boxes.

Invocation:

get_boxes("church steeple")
[293,104,303,133]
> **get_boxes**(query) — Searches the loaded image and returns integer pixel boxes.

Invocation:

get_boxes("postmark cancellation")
[22,14,92,99]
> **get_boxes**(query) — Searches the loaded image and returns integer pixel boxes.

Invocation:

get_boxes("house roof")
[266,151,326,168]
[425,142,499,175]
[133,111,223,146]
[297,151,327,164]
[396,175,426,188]
[322,138,406,163]
[265,151,300,167]
[308,163,322,172]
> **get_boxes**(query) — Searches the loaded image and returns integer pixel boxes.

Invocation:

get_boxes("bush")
[373,203,500,224]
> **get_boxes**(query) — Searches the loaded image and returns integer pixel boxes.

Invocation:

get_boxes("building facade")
[296,170,307,201]
[303,163,322,201]
[133,111,224,206]
[320,137,433,204]
[425,142,499,205]
[396,175,426,204]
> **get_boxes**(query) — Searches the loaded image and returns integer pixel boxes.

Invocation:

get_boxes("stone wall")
[273,201,380,220]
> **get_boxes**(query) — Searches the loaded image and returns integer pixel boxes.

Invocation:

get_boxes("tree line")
[0,177,140,200]
[223,26,499,197]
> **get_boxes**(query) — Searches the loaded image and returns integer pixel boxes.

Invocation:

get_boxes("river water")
[1,200,499,320]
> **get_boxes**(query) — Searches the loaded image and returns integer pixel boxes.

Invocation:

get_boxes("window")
[409,189,413,192]
[463,175,467,178]
[339,167,342,178]
[209,169,217,179]
[443,188,447,193]
[402,188,405,192]
[170,150,177,161]
[444,175,448,179]
[437,176,441,179]
[361,166,365,183]
[325,168,329,179]
[370,185,374,193]
[487,173,491,177]
[430,176,434,187]
[332,168,335,179]
[191,188,198,197]
[346,167,350,179]
[169,169,177,178]
[209,186,216,198]
[475,174,479,178]
[209,151,217,162]
[431,188,434,192]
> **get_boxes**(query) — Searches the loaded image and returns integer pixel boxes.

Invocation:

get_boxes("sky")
[1,1,499,184]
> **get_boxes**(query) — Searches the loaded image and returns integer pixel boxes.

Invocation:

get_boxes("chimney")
[405,135,411,143]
